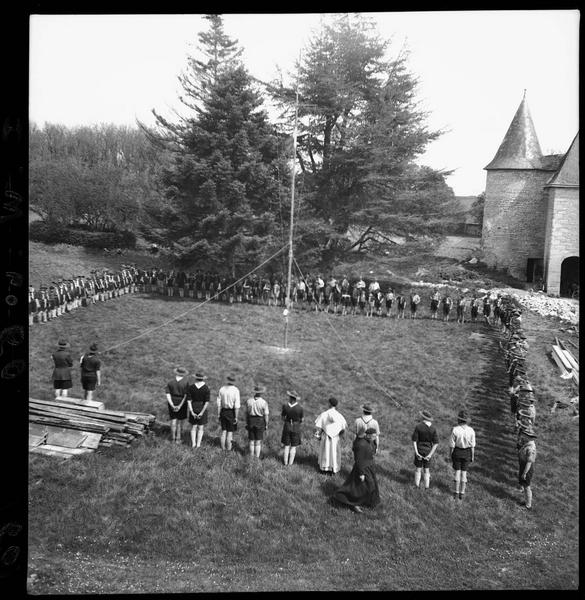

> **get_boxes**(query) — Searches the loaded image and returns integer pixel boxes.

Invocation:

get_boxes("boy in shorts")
[449,409,476,500]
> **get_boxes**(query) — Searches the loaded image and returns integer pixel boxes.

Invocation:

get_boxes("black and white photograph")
[22,9,579,592]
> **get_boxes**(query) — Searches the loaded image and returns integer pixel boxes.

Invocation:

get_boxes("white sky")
[29,11,579,196]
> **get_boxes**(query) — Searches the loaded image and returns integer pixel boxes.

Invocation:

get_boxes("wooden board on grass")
[55,396,105,410]
[79,432,102,449]
[29,423,48,437]
[29,434,47,448]
[46,427,88,448]
[552,345,573,372]
[40,444,94,455]
[30,446,73,459]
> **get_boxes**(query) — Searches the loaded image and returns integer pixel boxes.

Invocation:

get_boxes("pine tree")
[272,14,448,256]
[161,64,284,276]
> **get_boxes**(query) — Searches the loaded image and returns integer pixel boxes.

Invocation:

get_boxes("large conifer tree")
[146,15,285,274]
[272,14,452,255]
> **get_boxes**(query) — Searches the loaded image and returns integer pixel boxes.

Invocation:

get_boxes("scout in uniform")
[449,409,476,500]
[517,425,537,510]
[412,409,439,489]
[217,374,240,451]
[80,343,101,401]
[187,372,211,448]
[245,384,270,459]
[281,390,303,466]
[165,367,190,443]
[52,339,74,398]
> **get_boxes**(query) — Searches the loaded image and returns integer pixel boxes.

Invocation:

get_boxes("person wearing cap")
[396,293,406,319]
[470,295,480,323]
[245,385,270,458]
[187,372,210,448]
[332,426,380,513]
[281,390,304,466]
[429,289,440,320]
[217,374,240,451]
[38,287,48,322]
[441,293,453,322]
[28,286,38,326]
[482,294,492,325]
[412,410,439,489]
[314,397,348,475]
[52,339,74,398]
[409,290,421,319]
[79,343,101,401]
[449,409,476,500]
[354,405,380,454]
[165,367,190,444]
[517,425,537,510]
[455,295,467,324]
[515,389,536,431]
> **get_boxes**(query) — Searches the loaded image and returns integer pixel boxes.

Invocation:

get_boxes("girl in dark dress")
[187,372,210,448]
[52,339,73,398]
[332,428,380,513]
[165,367,190,443]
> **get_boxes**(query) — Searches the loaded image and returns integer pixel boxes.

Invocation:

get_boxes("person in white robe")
[314,397,347,474]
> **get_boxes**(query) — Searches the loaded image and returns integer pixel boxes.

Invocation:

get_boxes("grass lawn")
[27,245,579,592]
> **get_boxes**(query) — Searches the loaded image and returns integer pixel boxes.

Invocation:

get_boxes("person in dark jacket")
[187,372,210,448]
[332,427,380,513]
[281,390,304,466]
[165,367,190,443]
[80,343,101,401]
[52,339,74,398]
[412,410,439,489]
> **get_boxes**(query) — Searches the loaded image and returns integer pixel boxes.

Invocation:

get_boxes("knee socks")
[414,468,422,487]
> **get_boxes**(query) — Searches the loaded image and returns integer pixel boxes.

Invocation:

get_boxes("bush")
[29,221,136,249]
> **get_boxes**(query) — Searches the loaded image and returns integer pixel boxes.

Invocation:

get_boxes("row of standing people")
[30,260,505,325]
[129,265,506,324]
[29,265,140,325]
[165,368,481,513]
[50,339,102,401]
[498,296,538,510]
[49,337,512,513]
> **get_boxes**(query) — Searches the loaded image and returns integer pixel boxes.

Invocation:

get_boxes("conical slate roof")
[546,132,579,187]
[485,93,545,170]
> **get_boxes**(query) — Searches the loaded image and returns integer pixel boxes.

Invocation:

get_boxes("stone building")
[481,92,579,296]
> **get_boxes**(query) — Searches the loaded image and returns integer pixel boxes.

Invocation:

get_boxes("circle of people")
[30,264,503,326]
[45,265,537,513]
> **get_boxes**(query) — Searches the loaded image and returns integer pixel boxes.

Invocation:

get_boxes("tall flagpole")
[284,52,301,350]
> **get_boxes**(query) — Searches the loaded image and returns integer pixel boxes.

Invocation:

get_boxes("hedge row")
[29,221,136,249]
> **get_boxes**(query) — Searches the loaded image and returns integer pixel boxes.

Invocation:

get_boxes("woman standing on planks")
[52,338,74,399]
[80,343,101,401]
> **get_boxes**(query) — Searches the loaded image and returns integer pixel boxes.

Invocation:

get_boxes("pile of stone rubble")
[491,289,579,326]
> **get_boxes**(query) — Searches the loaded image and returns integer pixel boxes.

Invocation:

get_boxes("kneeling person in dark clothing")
[332,427,380,513]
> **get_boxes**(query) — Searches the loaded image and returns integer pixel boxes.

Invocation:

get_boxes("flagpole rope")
[101,243,290,354]
[292,257,402,408]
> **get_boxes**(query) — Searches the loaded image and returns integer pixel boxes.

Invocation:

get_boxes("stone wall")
[481,169,552,279]
[543,187,580,295]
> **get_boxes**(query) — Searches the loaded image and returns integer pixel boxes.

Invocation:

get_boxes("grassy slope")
[27,244,579,592]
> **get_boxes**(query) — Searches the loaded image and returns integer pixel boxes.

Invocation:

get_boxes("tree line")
[30,13,457,274]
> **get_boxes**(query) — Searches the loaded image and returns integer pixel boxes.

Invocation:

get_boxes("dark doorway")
[526,258,544,284]
[560,256,579,297]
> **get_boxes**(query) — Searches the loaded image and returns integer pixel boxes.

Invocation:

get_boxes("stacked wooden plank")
[551,338,579,387]
[29,396,156,457]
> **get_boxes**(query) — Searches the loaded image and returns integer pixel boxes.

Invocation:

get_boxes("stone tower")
[481,92,558,281]
[543,133,579,296]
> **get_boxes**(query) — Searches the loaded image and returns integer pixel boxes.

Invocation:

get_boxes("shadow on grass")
[466,325,520,491]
